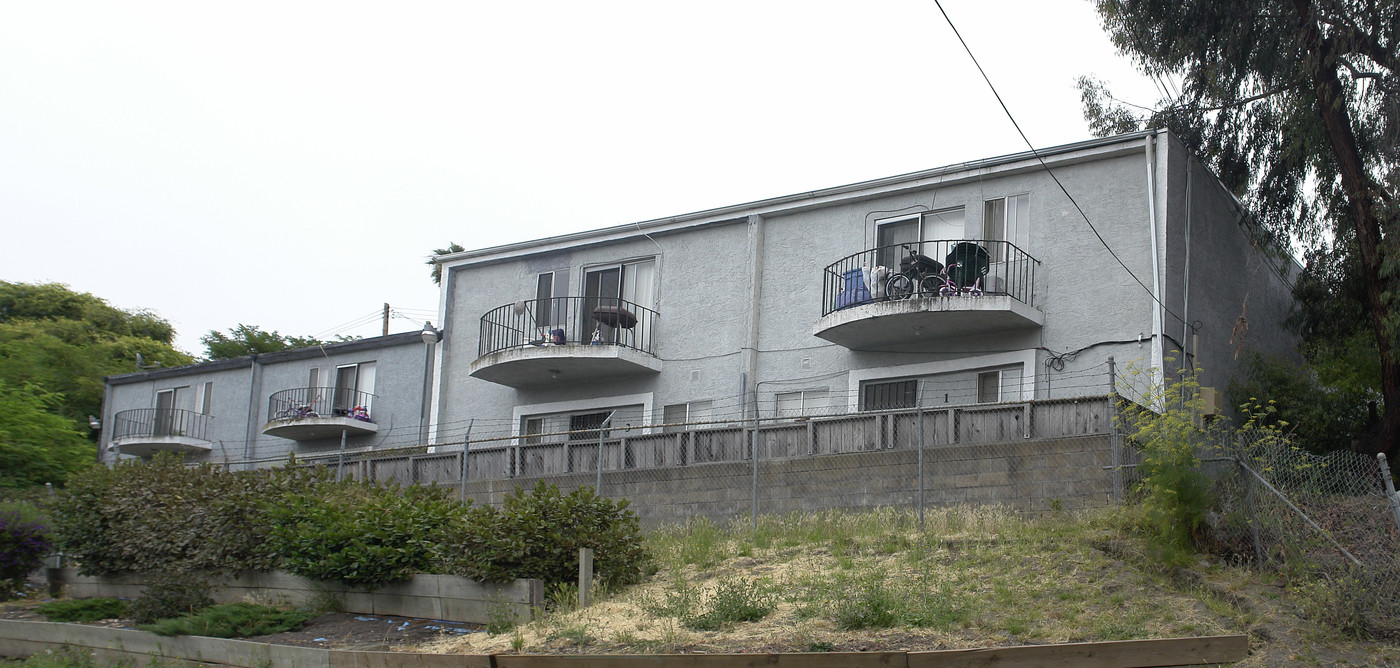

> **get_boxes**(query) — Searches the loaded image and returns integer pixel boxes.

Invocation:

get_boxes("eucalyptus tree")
[1081,0,1400,453]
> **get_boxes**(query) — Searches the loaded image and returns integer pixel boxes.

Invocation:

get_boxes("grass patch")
[683,576,776,631]
[33,598,128,623]
[136,602,314,638]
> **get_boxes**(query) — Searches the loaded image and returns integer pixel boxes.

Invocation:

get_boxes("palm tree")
[427,242,465,285]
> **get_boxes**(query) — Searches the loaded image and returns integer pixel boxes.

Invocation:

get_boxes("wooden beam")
[907,635,1248,668]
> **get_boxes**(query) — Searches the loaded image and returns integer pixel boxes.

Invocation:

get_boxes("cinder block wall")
[461,435,1114,525]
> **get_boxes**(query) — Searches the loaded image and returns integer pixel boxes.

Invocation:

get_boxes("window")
[861,380,919,411]
[983,195,1029,262]
[153,387,184,435]
[521,417,545,445]
[569,412,612,441]
[875,208,966,268]
[774,390,829,418]
[584,258,655,346]
[663,401,713,432]
[977,371,1001,404]
[194,381,213,415]
[332,362,377,415]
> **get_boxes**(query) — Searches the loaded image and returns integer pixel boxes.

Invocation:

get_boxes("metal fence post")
[336,429,348,482]
[597,411,616,495]
[1378,453,1400,535]
[1238,456,1265,567]
[917,380,926,532]
[752,404,760,535]
[1107,356,1121,503]
[459,419,473,503]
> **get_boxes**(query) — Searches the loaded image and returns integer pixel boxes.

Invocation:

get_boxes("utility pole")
[382,303,390,336]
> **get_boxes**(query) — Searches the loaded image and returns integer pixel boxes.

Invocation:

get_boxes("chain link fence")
[1205,429,1400,633]
[220,393,1119,527]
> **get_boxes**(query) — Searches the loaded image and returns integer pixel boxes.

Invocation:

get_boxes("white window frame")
[845,350,1036,412]
[982,194,1030,261]
[773,389,829,418]
[511,392,656,442]
[977,370,1002,404]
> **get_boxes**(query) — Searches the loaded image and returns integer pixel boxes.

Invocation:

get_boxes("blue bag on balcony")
[832,268,873,310]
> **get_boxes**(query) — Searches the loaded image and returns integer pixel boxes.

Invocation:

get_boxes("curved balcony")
[472,296,661,388]
[814,240,1043,351]
[110,409,212,457]
[261,387,379,441]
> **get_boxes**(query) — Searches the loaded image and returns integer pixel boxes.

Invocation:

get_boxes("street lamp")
[419,322,442,447]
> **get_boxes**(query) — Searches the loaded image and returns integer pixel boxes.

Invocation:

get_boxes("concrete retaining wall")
[462,435,1114,525]
[49,569,544,625]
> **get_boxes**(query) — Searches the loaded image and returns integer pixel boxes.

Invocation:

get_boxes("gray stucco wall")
[433,133,1244,444]
[102,333,430,466]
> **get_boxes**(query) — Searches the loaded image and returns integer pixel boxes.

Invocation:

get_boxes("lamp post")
[419,322,442,446]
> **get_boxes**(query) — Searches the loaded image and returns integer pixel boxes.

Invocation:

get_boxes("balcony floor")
[110,435,212,458]
[814,294,1043,350]
[262,416,380,441]
[471,344,662,388]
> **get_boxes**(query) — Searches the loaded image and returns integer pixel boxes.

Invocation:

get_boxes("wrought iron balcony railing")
[479,296,658,358]
[113,408,211,442]
[821,239,1037,317]
[267,387,377,423]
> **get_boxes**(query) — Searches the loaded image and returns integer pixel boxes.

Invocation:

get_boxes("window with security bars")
[569,412,611,441]
[860,379,919,411]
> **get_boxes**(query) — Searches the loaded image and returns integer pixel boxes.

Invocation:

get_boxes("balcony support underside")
[110,436,212,457]
[471,345,663,388]
[261,417,380,441]
[814,295,1043,350]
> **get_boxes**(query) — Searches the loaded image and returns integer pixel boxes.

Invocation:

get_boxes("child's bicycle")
[275,400,319,420]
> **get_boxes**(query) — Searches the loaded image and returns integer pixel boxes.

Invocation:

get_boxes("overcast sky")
[0,1,1166,356]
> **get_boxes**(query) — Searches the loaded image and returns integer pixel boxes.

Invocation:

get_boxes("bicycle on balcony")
[275,400,319,420]
[886,244,951,299]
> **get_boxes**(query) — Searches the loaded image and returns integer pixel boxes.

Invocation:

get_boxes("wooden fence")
[306,396,1112,488]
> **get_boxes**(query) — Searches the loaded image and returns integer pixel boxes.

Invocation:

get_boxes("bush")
[268,481,467,588]
[138,602,314,638]
[446,482,648,587]
[51,454,330,576]
[34,597,129,622]
[1118,361,1226,565]
[128,569,214,624]
[684,576,776,630]
[0,507,51,600]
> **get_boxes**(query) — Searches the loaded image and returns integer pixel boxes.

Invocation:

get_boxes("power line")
[930,0,1189,330]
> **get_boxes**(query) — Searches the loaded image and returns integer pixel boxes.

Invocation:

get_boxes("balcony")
[814,240,1042,351]
[471,296,661,388]
[110,409,212,457]
[261,387,380,441]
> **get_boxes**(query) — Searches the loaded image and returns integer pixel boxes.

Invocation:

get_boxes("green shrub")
[683,576,776,631]
[34,597,128,622]
[0,507,51,600]
[446,482,648,587]
[268,481,467,588]
[1117,362,1223,565]
[52,454,330,576]
[831,577,901,630]
[128,569,214,624]
[138,602,314,638]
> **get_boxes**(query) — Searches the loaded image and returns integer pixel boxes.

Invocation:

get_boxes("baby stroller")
[945,242,990,296]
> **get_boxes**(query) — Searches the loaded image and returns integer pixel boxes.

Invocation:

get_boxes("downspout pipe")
[1145,133,1165,394]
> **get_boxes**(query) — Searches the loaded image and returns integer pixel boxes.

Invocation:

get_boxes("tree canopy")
[0,281,194,486]
[1081,0,1400,454]
[201,324,328,361]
